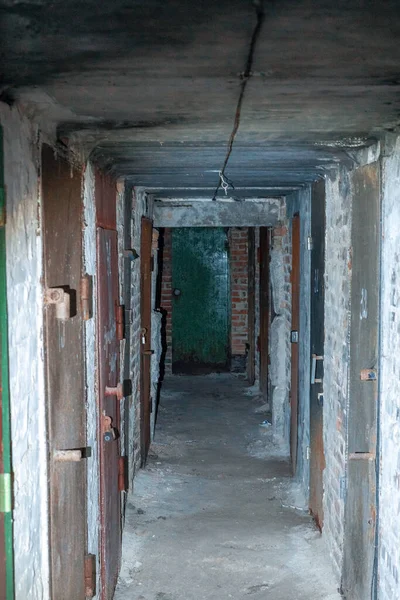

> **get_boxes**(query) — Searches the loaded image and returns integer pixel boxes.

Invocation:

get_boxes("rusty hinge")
[84,554,96,598]
[118,456,127,492]
[44,287,72,320]
[116,305,124,340]
[0,473,12,513]
[80,274,93,321]
[0,198,5,227]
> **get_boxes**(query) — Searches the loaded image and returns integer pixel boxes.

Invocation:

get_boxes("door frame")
[259,227,271,400]
[290,214,301,474]
[247,228,256,385]
[309,180,326,530]
[140,217,153,465]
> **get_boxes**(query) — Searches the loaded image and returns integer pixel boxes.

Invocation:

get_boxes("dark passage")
[115,375,340,600]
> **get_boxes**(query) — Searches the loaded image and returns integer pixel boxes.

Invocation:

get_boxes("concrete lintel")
[153,199,284,228]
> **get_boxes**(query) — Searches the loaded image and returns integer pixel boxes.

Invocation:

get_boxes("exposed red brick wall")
[160,228,172,373]
[229,228,248,360]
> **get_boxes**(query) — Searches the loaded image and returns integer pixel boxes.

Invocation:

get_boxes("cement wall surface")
[83,161,101,599]
[269,221,291,444]
[153,199,283,228]
[1,105,50,599]
[323,167,352,581]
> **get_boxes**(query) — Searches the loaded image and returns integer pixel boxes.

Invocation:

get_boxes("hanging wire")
[212,1,265,201]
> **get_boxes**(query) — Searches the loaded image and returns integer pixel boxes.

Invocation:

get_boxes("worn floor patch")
[115,374,341,600]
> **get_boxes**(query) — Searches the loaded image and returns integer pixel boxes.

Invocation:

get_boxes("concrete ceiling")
[1,0,400,196]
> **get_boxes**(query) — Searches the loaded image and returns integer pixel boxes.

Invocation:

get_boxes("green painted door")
[172,228,229,374]
[0,127,14,599]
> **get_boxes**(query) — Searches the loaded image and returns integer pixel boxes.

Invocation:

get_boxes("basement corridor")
[115,375,340,600]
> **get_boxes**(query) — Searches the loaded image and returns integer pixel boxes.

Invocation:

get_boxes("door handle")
[173,288,181,297]
[311,354,323,384]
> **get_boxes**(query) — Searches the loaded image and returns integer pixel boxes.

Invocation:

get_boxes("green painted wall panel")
[0,125,15,599]
[172,228,229,372]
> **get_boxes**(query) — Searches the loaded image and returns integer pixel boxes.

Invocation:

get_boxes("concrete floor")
[115,375,341,600]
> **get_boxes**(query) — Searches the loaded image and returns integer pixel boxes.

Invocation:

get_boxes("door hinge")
[306,446,311,461]
[116,305,125,341]
[118,456,127,492]
[84,554,96,598]
[307,236,313,251]
[0,203,6,227]
[80,274,93,321]
[0,473,12,513]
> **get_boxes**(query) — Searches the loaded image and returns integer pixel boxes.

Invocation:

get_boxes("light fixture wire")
[212,1,265,201]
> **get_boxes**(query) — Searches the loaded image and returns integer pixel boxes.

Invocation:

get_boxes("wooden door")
[42,145,87,599]
[140,217,153,465]
[259,228,270,399]
[0,126,14,600]
[97,228,122,600]
[171,228,229,374]
[309,180,326,530]
[247,228,256,385]
[342,163,380,600]
[290,214,300,474]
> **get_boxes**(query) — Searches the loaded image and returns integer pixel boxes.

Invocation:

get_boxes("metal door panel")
[342,162,380,600]
[171,228,229,373]
[96,228,121,600]
[290,215,300,474]
[309,180,326,530]
[42,145,86,599]
[140,217,152,465]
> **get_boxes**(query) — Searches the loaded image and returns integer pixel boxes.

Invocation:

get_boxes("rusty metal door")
[342,163,380,600]
[96,227,122,600]
[140,217,153,465]
[290,214,300,474]
[42,145,87,599]
[309,180,326,530]
[247,228,256,385]
[259,228,270,399]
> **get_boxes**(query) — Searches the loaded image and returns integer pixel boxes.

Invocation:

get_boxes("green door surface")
[172,228,229,374]
[0,127,14,599]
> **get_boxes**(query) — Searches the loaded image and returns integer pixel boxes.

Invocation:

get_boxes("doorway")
[171,228,230,374]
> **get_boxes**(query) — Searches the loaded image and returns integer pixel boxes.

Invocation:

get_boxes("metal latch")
[307,236,313,251]
[0,473,12,513]
[291,330,299,343]
[44,287,71,320]
[103,415,117,443]
[311,354,324,384]
[360,369,377,381]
